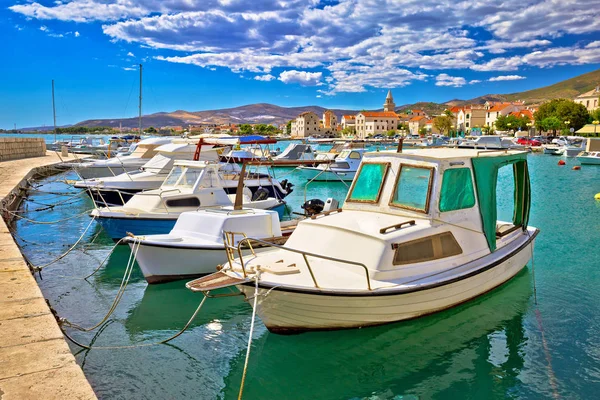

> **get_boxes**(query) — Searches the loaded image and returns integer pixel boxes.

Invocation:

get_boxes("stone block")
[0,297,49,322]
[0,269,44,302]
[0,313,63,349]
[0,361,96,400]
[0,338,73,380]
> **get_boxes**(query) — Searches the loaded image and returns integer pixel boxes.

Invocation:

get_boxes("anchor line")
[238,271,261,400]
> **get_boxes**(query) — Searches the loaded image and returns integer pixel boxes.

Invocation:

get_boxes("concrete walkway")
[0,153,97,399]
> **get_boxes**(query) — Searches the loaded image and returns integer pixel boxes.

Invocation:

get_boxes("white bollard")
[61,145,68,157]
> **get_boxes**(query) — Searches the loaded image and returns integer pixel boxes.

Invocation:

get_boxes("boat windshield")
[391,165,433,213]
[347,163,389,203]
[163,166,204,188]
[164,166,184,186]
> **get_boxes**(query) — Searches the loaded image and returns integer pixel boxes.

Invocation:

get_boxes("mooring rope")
[28,215,98,274]
[59,293,209,350]
[61,237,141,332]
[1,207,95,224]
[82,238,126,280]
[238,271,261,400]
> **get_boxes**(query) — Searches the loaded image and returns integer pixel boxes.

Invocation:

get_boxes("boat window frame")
[392,231,463,266]
[388,163,435,214]
[346,162,391,204]
[438,167,477,213]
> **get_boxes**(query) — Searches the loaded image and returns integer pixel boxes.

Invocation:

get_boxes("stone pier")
[0,152,97,399]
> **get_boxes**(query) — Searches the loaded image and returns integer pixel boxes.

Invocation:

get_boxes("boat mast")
[52,79,57,143]
[138,64,142,135]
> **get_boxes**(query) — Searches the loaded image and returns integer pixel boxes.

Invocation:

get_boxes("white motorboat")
[564,139,587,157]
[542,144,565,155]
[298,149,366,181]
[187,148,538,333]
[73,137,176,179]
[577,151,600,165]
[457,135,504,149]
[124,208,294,283]
[74,141,223,206]
[91,160,287,240]
[272,143,316,165]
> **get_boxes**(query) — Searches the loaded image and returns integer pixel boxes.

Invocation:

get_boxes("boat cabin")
[284,148,531,282]
[123,161,243,213]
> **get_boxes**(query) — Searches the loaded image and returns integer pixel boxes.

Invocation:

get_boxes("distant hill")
[452,68,600,106]
[73,103,358,129]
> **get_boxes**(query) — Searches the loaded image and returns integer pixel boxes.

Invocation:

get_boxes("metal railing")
[222,233,372,290]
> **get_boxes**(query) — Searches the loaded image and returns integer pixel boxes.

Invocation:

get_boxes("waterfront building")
[341,115,356,132]
[355,111,399,139]
[484,102,524,128]
[408,115,426,135]
[322,110,338,135]
[574,85,600,111]
[290,111,321,138]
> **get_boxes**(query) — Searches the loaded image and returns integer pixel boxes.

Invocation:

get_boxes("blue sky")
[2,0,600,129]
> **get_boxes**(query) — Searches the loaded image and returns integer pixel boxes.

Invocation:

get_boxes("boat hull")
[131,242,271,284]
[97,202,287,240]
[238,234,535,333]
[298,167,356,182]
[76,165,144,180]
[84,182,290,207]
[577,156,600,165]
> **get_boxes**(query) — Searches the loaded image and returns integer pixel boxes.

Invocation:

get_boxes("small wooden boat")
[187,148,539,333]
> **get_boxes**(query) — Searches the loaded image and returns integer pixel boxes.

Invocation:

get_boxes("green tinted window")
[391,165,432,212]
[439,168,476,212]
[348,163,388,202]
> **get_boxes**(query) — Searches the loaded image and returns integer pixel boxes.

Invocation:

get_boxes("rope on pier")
[238,271,261,400]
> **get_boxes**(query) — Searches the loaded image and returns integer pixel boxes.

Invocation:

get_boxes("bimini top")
[344,148,531,252]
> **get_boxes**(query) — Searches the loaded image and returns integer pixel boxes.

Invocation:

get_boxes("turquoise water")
[11,153,600,399]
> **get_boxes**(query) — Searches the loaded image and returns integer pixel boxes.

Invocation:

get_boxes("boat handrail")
[225,234,372,291]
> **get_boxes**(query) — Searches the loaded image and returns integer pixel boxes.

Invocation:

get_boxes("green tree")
[386,129,396,137]
[419,127,427,136]
[534,99,589,131]
[540,116,561,134]
[239,124,253,135]
[495,114,531,131]
[341,127,354,137]
[433,116,452,135]
[286,120,292,134]
[146,126,157,133]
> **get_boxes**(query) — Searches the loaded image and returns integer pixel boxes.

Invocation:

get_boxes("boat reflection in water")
[125,282,249,335]
[222,269,532,399]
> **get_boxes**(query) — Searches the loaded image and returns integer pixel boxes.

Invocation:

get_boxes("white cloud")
[10,0,600,94]
[469,79,482,84]
[39,25,48,32]
[278,70,322,86]
[435,74,467,87]
[254,74,275,81]
[123,67,136,71]
[316,95,321,98]
[127,51,135,57]
[489,75,526,81]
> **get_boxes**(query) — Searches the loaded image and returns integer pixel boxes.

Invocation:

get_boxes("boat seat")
[496,223,521,238]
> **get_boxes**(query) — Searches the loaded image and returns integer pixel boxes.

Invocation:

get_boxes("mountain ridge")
[19,68,600,131]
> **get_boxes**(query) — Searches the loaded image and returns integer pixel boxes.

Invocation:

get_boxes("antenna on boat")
[52,79,57,143]
[138,64,143,135]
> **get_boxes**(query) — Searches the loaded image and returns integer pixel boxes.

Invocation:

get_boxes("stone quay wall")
[0,138,46,162]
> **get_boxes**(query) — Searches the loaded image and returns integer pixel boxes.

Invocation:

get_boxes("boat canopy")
[471,152,531,252]
[201,135,277,146]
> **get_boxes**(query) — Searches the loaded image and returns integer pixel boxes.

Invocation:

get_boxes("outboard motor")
[285,181,294,195]
[301,199,325,217]
[252,187,270,201]
[323,198,339,212]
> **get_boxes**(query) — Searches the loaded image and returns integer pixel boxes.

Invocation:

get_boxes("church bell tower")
[384,90,395,112]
